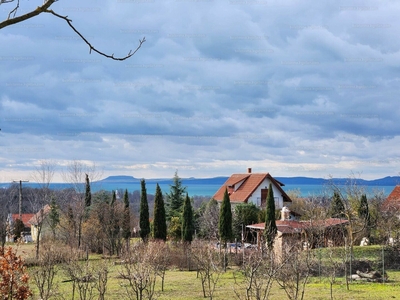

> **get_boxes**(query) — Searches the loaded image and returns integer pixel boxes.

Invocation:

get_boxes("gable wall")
[247,178,284,208]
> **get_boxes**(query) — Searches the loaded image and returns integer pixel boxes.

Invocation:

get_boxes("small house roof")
[246,218,349,234]
[28,205,51,226]
[11,214,35,228]
[383,185,400,209]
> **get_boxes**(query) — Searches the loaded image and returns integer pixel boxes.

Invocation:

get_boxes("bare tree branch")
[0,0,56,29]
[45,9,146,61]
[7,0,19,20]
[0,0,145,61]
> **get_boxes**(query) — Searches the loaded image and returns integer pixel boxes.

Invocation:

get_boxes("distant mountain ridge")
[98,175,400,186]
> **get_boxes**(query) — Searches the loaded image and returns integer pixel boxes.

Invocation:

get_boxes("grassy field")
[7,243,400,299]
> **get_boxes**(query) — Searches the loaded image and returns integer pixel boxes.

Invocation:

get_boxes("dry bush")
[0,246,32,299]
[233,250,278,300]
[191,240,222,300]
[119,242,164,300]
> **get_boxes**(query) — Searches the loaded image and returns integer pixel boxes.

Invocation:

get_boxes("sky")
[0,0,399,182]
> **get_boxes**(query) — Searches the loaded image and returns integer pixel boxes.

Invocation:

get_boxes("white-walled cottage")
[212,168,292,209]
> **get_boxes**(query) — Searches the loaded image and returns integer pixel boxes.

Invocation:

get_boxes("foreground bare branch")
[0,0,145,61]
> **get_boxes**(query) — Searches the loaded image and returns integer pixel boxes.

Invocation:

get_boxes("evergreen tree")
[13,219,25,240]
[139,179,150,242]
[233,203,260,241]
[109,190,120,255]
[219,188,232,246]
[84,173,91,207]
[48,197,60,239]
[182,193,194,243]
[165,170,186,221]
[122,189,131,241]
[153,184,167,241]
[330,191,346,218]
[358,194,371,236]
[264,183,277,250]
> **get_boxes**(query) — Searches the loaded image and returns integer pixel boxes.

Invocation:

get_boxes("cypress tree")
[182,193,194,243]
[358,194,371,236]
[48,197,60,239]
[330,191,345,218]
[219,188,232,246]
[84,173,91,207]
[264,183,277,250]
[165,170,186,221]
[139,179,150,242]
[122,189,131,241]
[153,184,167,241]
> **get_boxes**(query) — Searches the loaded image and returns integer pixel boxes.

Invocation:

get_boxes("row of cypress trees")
[139,178,194,243]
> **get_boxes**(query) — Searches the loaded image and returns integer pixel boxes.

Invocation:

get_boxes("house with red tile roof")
[6,213,35,242]
[246,207,349,256]
[383,185,400,210]
[28,205,51,242]
[212,168,292,209]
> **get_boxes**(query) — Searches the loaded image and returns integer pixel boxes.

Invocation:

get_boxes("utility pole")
[13,180,29,219]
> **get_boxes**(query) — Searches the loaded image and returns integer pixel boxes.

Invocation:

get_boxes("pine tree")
[84,173,91,207]
[122,189,131,241]
[330,191,345,218]
[264,183,277,250]
[182,193,194,243]
[165,170,186,221]
[358,194,371,236]
[139,179,150,242]
[153,184,167,241]
[219,188,232,246]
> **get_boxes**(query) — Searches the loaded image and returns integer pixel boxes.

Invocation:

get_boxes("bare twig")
[0,0,56,29]
[7,0,19,20]
[45,9,145,61]
[0,0,145,61]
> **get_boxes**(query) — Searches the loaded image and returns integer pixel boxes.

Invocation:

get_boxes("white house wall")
[247,178,284,208]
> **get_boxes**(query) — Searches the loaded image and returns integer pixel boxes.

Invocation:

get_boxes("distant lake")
[0,182,395,198]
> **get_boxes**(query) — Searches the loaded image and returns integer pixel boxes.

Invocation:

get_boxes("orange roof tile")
[11,214,35,227]
[213,172,291,204]
[383,185,400,209]
[28,205,51,226]
[247,218,348,234]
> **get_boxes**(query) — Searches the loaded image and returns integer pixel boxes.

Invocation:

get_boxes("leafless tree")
[0,0,145,60]
[63,253,97,300]
[198,199,220,241]
[151,240,169,292]
[233,250,280,300]
[191,240,222,300]
[275,242,314,300]
[94,260,110,300]
[61,160,102,249]
[31,242,61,300]
[119,242,159,300]
[30,160,56,259]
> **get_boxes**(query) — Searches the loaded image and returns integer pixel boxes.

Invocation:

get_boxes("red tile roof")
[11,214,35,228]
[212,172,291,203]
[247,218,349,234]
[28,205,51,226]
[383,185,400,209]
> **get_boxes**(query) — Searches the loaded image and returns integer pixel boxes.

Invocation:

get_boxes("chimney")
[247,168,252,174]
[281,206,291,221]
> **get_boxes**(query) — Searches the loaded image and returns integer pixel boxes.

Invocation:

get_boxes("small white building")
[212,168,292,209]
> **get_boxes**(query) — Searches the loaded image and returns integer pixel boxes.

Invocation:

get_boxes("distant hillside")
[98,175,140,183]
[277,176,400,186]
[97,175,400,186]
